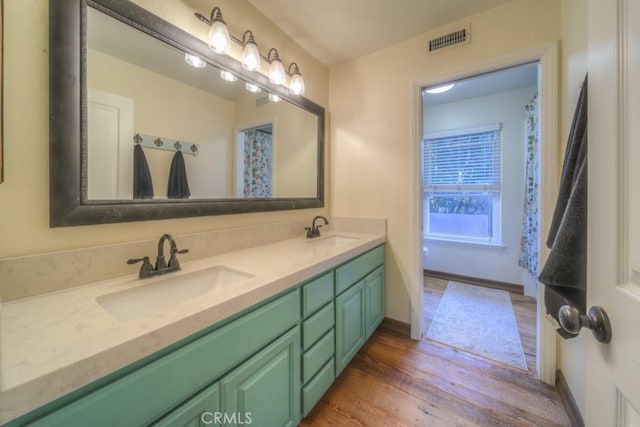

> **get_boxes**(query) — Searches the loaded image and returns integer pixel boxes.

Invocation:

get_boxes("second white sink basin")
[96,266,253,322]
[307,235,359,248]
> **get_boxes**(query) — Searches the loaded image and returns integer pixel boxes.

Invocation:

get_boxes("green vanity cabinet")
[24,289,300,427]
[152,383,221,427]
[12,245,385,427]
[221,327,300,427]
[364,265,385,339]
[335,280,366,375]
[300,272,336,416]
[335,245,385,375]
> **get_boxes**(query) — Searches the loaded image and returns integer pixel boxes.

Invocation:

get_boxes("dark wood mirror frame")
[1,0,3,184]
[49,0,325,227]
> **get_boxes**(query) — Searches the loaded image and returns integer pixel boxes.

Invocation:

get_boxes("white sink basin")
[307,235,359,248]
[96,266,253,322]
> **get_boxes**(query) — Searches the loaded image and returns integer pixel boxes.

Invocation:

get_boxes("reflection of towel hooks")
[133,133,199,157]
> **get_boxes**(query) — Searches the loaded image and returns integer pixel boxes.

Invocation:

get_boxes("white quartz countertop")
[0,230,385,423]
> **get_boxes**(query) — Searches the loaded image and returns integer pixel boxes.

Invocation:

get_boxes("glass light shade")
[241,42,261,71]
[220,70,238,82]
[269,58,286,85]
[268,93,281,103]
[208,21,230,53]
[289,73,305,96]
[245,82,261,93]
[184,53,206,68]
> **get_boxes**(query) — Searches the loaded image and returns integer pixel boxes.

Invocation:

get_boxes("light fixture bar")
[195,5,305,94]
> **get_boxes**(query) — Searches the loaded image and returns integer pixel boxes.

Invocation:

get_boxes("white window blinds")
[423,125,502,192]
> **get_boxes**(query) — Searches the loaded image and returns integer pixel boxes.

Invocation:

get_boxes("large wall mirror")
[50,0,324,227]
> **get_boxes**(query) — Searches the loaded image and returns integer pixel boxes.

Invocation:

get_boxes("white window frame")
[422,124,503,245]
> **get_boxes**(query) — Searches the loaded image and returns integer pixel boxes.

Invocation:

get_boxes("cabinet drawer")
[303,330,334,384]
[302,272,334,317]
[302,359,335,417]
[152,382,220,427]
[303,302,334,350]
[335,245,384,295]
[29,289,300,427]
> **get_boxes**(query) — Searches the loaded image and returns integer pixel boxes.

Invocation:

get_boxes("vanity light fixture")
[288,63,305,96]
[195,7,230,54]
[241,30,261,72]
[194,6,307,94]
[184,53,206,68]
[267,48,286,85]
[220,70,238,82]
[268,93,281,103]
[245,82,261,93]
[425,83,455,94]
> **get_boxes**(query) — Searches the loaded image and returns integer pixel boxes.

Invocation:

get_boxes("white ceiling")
[247,0,516,66]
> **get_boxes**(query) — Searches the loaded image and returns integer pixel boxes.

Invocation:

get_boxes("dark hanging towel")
[167,150,191,199]
[538,75,587,339]
[133,144,154,199]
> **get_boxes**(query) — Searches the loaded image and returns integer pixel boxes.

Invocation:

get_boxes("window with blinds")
[422,125,502,243]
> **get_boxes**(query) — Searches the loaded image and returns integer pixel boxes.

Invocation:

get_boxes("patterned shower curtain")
[243,129,273,197]
[519,94,539,276]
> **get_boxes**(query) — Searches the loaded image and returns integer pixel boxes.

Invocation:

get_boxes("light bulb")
[242,43,261,71]
[269,59,285,85]
[241,31,261,72]
[245,82,261,93]
[184,53,206,68]
[268,93,281,103]
[208,21,230,53]
[289,73,305,96]
[220,70,238,82]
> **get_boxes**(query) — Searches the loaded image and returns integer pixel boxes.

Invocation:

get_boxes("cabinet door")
[153,383,220,427]
[365,266,384,339]
[335,280,365,375]
[221,327,300,427]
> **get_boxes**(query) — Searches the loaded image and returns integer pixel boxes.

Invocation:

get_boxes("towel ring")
[558,305,612,343]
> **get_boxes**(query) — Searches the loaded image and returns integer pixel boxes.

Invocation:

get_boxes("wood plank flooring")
[300,277,570,426]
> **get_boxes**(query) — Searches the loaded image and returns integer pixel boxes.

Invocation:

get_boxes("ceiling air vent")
[428,24,471,53]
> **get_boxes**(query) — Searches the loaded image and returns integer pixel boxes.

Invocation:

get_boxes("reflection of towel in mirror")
[538,75,587,339]
[167,151,191,199]
[133,144,154,199]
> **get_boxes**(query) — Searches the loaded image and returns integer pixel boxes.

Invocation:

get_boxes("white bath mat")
[426,281,527,370]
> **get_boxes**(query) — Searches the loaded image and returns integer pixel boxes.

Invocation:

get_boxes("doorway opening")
[420,63,541,374]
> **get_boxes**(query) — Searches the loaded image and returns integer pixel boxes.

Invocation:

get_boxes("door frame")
[410,42,559,385]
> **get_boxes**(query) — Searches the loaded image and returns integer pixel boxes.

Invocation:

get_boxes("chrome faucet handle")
[305,227,312,238]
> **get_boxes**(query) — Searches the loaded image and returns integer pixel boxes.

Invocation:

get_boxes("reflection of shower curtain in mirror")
[243,130,273,197]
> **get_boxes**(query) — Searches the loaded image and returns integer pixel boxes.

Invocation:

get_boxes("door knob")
[558,305,612,343]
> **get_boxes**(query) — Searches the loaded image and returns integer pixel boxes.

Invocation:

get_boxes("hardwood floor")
[300,278,570,426]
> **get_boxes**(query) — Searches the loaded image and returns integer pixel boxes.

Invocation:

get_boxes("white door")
[87,89,134,199]
[586,0,640,425]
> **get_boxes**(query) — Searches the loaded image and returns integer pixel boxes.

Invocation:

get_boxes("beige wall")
[0,0,328,259]
[329,0,561,323]
[557,0,588,417]
[89,50,235,199]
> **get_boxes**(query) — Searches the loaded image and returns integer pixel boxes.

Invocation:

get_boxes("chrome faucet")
[305,215,329,238]
[127,234,189,278]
